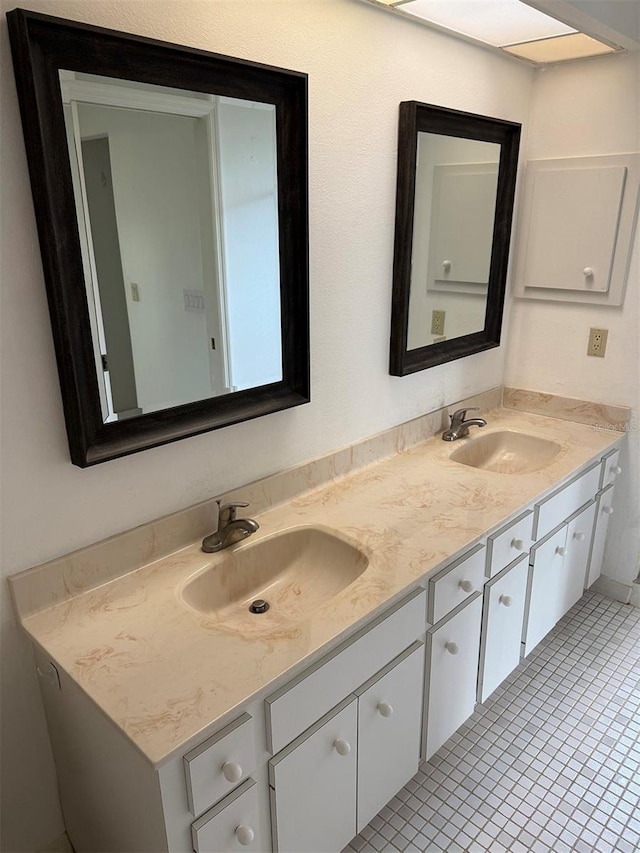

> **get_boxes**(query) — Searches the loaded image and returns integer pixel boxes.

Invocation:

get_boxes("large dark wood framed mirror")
[390,101,520,375]
[7,8,309,466]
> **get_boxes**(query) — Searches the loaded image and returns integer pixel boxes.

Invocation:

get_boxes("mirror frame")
[389,101,521,375]
[7,8,309,466]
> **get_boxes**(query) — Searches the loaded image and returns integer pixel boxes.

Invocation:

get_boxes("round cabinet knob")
[235,825,255,846]
[573,531,586,542]
[222,762,243,783]
[334,738,351,756]
[499,594,513,607]
[511,538,526,551]
[603,505,614,515]
[556,546,568,557]
[377,702,394,718]
[458,579,474,593]
[611,466,622,476]
[445,641,459,655]
[583,267,594,277]
[442,260,451,270]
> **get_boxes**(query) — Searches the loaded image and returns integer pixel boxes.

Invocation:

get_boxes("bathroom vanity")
[10,406,624,853]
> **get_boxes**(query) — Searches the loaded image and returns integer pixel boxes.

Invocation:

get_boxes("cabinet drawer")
[191,777,262,853]
[428,544,485,624]
[487,511,533,578]
[356,641,424,833]
[534,462,600,539]
[184,712,257,817]
[600,447,622,489]
[424,594,483,760]
[269,696,357,853]
[265,587,426,754]
[478,555,529,704]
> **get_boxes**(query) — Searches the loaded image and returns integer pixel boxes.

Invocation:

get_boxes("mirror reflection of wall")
[61,72,282,423]
[407,134,500,350]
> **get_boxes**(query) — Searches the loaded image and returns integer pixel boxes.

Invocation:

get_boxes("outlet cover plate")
[587,327,608,357]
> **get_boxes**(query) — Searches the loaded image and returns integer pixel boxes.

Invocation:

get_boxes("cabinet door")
[424,594,483,760]
[356,642,424,833]
[586,485,615,588]
[562,501,597,613]
[269,697,357,853]
[478,555,528,704]
[524,526,567,656]
[191,778,262,853]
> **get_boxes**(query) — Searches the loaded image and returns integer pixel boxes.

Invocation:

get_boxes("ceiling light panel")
[388,0,576,46]
[504,32,616,62]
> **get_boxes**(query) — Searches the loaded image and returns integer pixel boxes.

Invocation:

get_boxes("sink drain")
[249,599,270,614]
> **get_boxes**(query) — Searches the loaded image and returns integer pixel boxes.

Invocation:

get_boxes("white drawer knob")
[235,825,255,846]
[334,738,351,756]
[445,641,459,655]
[442,259,451,270]
[611,465,622,476]
[222,762,243,783]
[583,267,594,277]
[573,531,586,542]
[511,538,526,551]
[499,594,513,607]
[556,546,568,557]
[458,579,474,593]
[603,505,614,515]
[377,702,394,718]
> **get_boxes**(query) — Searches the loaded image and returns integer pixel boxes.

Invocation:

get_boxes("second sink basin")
[450,430,561,474]
[180,525,369,629]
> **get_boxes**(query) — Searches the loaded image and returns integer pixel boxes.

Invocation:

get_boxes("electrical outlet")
[431,310,445,336]
[587,327,608,357]
[130,282,140,302]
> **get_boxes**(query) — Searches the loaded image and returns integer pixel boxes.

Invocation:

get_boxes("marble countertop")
[16,409,622,766]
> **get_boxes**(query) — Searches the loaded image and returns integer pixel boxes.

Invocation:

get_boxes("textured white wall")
[0,2,533,848]
[505,52,640,586]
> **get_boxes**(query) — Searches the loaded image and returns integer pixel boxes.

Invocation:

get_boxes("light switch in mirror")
[390,102,521,374]
[7,9,309,466]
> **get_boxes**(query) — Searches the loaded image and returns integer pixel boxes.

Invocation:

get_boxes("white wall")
[505,51,640,586]
[0,1,542,849]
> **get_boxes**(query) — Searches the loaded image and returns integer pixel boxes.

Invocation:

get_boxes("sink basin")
[180,526,369,628]
[449,430,561,474]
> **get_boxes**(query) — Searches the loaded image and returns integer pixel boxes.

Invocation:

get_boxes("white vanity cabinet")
[586,484,615,588]
[477,554,529,703]
[269,697,358,853]
[424,593,483,760]
[269,641,425,852]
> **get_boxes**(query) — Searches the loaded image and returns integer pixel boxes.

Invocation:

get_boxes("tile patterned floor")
[346,592,640,853]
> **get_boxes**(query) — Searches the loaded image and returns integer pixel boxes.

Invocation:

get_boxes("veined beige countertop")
[12,409,623,766]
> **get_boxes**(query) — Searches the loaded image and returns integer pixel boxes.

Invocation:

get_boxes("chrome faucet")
[202,501,259,553]
[442,407,487,441]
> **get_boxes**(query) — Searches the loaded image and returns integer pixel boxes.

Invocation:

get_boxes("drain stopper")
[249,599,269,614]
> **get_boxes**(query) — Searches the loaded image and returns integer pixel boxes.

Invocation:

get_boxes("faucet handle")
[450,406,479,424]
[216,500,249,527]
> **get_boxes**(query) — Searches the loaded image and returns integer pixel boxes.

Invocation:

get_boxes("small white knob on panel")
[458,579,474,593]
[442,260,451,270]
[556,546,568,557]
[222,762,243,783]
[573,531,586,542]
[611,466,622,476]
[445,641,459,655]
[334,738,351,756]
[499,594,513,607]
[511,538,526,551]
[235,826,255,846]
[583,267,594,277]
[377,702,394,718]
[603,505,614,515]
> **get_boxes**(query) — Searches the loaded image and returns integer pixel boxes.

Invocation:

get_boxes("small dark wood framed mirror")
[389,101,520,375]
[7,8,309,466]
